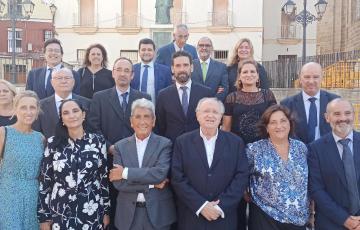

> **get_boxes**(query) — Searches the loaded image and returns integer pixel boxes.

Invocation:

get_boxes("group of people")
[0,23,358,230]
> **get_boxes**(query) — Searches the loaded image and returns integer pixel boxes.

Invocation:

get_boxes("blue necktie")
[140,65,149,93]
[180,86,188,115]
[339,138,360,214]
[307,97,317,142]
[121,92,128,113]
[45,68,53,96]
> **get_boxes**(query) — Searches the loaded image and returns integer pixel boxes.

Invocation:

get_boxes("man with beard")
[308,98,360,230]
[191,37,228,102]
[155,51,212,143]
[131,38,172,103]
[280,62,339,144]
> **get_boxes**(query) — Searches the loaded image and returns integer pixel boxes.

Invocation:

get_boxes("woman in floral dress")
[38,99,110,230]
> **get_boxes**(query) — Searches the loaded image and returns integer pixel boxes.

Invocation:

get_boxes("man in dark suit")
[280,62,339,144]
[171,97,249,230]
[155,51,212,143]
[155,24,198,67]
[25,38,80,99]
[33,68,90,139]
[88,57,150,229]
[191,37,228,101]
[109,98,176,230]
[309,98,360,230]
[131,38,172,102]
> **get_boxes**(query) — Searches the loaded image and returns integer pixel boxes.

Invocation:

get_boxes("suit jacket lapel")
[192,61,204,83]
[326,134,347,187]
[193,133,210,171]
[353,132,360,180]
[210,131,223,170]
[204,59,215,84]
[170,85,186,119]
[142,133,159,167]
[47,96,59,124]
[128,135,140,167]
[39,67,47,96]
[154,64,160,94]
[188,83,199,117]
[319,90,328,135]
[108,87,125,121]
[294,93,308,141]
[133,64,141,91]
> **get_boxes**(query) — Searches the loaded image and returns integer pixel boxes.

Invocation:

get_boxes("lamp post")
[49,3,57,37]
[0,0,35,84]
[282,0,328,64]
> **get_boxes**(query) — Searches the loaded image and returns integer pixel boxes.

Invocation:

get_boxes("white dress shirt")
[54,93,72,115]
[115,87,130,104]
[173,42,183,52]
[140,62,155,102]
[45,63,62,88]
[196,128,225,218]
[122,134,153,202]
[176,80,192,105]
[332,131,354,159]
[302,91,321,140]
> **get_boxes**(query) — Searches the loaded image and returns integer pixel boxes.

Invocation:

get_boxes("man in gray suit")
[109,98,176,230]
[191,37,228,101]
[33,68,90,139]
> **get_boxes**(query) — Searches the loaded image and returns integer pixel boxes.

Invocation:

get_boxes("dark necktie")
[180,86,188,115]
[121,92,128,113]
[339,138,360,214]
[45,68,53,96]
[140,65,149,93]
[307,97,317,142]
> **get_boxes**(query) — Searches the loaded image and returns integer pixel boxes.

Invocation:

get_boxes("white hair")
[131,98,155,117]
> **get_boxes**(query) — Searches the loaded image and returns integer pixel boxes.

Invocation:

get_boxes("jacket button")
[208,173,212,177]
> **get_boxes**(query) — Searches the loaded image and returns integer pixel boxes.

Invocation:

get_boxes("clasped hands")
[345,216,360,230]
[200,200,222,221]
[109,164,169,189]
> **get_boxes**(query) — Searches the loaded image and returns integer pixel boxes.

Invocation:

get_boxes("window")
[120,50,138,63]
[355,0,360,21]
[8,0,23,17]
[44,30,53,41]
[4,64,27,84]
[77,49,86,64]
[7,28,22,53]
[214,50,228,62]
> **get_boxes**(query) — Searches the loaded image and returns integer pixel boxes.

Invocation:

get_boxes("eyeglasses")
[176,34,189,39]
[113,68,132,74]
[198,44,212,48]
[52,76,73,81]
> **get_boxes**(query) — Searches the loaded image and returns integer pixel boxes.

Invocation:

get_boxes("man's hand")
[155,178,169,189]
[40,221,51,230]
[216,86,224,94]
[109,164,124,182]
[103,214,110,228]
[344,216,360,229]
[200,200,221,221]
[108,145,116,155]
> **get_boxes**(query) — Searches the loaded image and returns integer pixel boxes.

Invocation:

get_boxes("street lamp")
[49,3,56,37]
[282,0,328,64]
[0,0,35,84]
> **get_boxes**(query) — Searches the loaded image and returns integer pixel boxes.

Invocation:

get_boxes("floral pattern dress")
[38,133,110,230]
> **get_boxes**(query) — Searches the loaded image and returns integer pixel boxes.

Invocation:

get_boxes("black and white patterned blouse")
[38,132,110,230]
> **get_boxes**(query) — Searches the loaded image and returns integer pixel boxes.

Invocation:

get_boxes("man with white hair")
[109,98,176,230]
[171,97,249,230]
[33,67,90,139]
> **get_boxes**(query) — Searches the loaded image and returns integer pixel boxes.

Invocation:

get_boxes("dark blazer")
[227,62,269,93]
[280,90,339,144]
[112,133,176,230]
[155,82,212,143]
[88,87,151,149]
[155,43,198,67]
[308,131,360,229]
[171,129,249,230]
[25,66,81,99]
[32,94,90,139]
[191,58,228,101]
[131,63,172,99]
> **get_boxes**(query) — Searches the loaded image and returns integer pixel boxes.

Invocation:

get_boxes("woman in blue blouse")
[38,99,110,230]
[247,104,309,230]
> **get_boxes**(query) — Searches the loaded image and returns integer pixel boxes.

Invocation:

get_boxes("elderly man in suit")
[131,38,172,103]
[171,97,249,230]
[155,24,198,67]
[25,38,80,99]
[109,98,176,230]
[155,51,212,143]
[88,57,150,229]
[32,67,90,139]
[308,98,360,230]
[280,62,339,144]
[191,37,228,101]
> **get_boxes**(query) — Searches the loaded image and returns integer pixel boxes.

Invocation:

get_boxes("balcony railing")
[72,13,97,27]
[278,24,301,40]
[207,11,232,27]
[116,14,140,28]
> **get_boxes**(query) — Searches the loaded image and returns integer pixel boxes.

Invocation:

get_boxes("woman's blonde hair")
[0,79,17,97]
[228,38,254,66]
[13,90,40,112]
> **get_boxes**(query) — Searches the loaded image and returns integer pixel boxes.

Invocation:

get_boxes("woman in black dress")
[77,43,114,99]
[222,59,276,230]
[0,80,17,126]
[227,38,269,93]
